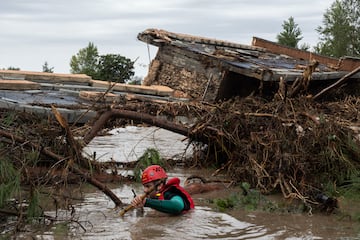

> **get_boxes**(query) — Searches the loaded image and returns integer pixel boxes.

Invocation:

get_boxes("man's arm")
[145,195,185,214]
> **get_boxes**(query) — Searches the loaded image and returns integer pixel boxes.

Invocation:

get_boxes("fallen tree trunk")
[83,110,113,144]
[84,109,192,144]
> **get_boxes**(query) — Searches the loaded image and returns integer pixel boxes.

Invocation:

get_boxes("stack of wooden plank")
[91,80,174,97]
[0,79,40,90]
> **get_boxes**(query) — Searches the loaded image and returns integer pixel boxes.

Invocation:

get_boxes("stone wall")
[144,45,223,102]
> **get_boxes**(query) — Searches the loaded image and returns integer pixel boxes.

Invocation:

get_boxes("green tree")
[342,0,360,56]
[42,61,54,73]
[7,66,20,70]
[70,42,99,78]
[96,54,134,83]
[276,17,303,48]
[315,0,360,57]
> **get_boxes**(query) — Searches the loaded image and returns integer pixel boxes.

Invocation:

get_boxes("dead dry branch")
[313,65,360,100]
[186,96,360,206]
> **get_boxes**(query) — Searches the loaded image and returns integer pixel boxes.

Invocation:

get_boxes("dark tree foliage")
[69,43,135,82]
[70,42,99,78]
[315,0,360,57]
[42,61,54,73]
[96,54,134,83]
[276,16,303,48]
[7,66,20,70]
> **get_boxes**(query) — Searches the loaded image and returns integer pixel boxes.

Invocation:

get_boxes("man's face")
[143,181,162,198]
[143,182,156,196]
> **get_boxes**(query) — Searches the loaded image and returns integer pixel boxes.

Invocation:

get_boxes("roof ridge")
[138,28,266,52]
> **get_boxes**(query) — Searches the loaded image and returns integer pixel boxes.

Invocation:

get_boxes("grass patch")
[212,182,279,212]
[52,222,70,237]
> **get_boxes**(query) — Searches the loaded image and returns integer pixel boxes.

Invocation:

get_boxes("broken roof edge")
[251,36,339,61]
[251,37,360,72]
[137,28,267,52]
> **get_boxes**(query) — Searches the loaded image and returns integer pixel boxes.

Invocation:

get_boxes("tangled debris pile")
[0,92,360,222]
[188,96,360,207]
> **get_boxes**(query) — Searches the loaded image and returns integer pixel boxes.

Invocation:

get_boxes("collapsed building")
[138,28,360,102]
[1,29,360,124]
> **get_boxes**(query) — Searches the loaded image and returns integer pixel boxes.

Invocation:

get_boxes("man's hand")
[131,195,146,208]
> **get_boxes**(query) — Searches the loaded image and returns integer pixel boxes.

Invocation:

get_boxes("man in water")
[131,165,194,214]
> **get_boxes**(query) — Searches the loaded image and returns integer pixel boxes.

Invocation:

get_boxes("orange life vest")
[157,177,195,212]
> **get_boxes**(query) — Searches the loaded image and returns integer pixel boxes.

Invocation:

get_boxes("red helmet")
[141,165,168,184]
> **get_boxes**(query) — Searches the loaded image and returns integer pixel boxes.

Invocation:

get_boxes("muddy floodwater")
[82,126,193,163]
[22,175,360,240]
[13,127,360,239]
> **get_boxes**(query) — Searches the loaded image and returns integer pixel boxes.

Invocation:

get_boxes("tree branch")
[313,65,360,100]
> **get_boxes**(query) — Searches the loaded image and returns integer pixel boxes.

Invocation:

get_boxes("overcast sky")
[1,0,334,77]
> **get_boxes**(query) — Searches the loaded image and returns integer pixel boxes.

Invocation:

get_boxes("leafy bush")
[133,148,165,182]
